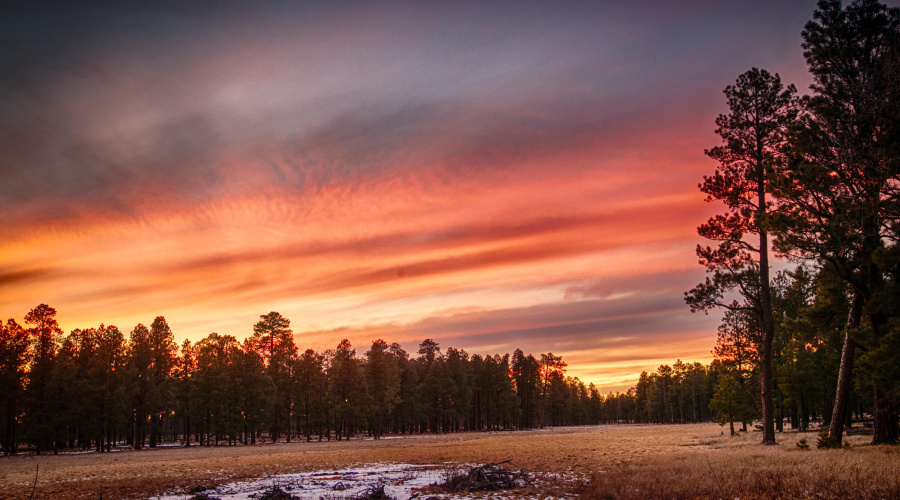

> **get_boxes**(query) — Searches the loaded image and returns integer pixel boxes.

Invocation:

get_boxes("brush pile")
[350,482,393,499]
[254,485,301,500]
[436,461,530,492]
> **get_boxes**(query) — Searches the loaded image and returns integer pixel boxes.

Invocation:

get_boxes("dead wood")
[187,494,222,500]
[351,482,395,499]
[435,460,530,492]
[255,485,301,500]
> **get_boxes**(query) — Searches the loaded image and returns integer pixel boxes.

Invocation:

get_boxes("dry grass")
[579,444,900,499]
[0,424,897,499]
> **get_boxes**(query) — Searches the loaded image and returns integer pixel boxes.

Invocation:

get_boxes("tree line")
[1,305,639,455]
[3,291,866,457]
[687,0,900,445]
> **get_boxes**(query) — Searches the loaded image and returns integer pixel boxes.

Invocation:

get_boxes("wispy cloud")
[0,0,817,387]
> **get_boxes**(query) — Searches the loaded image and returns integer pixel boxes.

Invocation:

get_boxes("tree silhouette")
[235,345,271,444]
[294,348,326,441]
[512,349,540,428]
[129,323,151,449]
[686,67,798,444]
[148,317,177,447]
[247,311,297,441]
[388,342,418,434]
[23,304,62,454]
[174,339,197,446]
[444,347,473,431]
[247,311,294,362]
[0,319,29,455]
[539,353,566,428]
[364,339,400,439]
[775,0,900,445]
[328,339,366,440]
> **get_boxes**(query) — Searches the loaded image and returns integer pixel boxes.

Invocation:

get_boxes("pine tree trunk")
[872,383,899,444]
[3,397,15,455]
[758,227,776,445]
[828,292,862,444]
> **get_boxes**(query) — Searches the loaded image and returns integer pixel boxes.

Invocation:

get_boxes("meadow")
[1,423,898,499]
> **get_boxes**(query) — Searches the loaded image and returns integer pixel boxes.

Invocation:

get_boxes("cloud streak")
[1,0,821,388]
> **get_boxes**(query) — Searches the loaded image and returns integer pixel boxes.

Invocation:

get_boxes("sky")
[0,0,843,392]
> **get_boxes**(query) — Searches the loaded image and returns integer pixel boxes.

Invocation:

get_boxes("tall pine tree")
[686,68,797,444]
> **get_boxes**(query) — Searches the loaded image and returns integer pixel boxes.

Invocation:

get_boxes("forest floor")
[1,423,898,499]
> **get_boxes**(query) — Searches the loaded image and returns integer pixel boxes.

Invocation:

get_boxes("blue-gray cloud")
[1,0,818,237]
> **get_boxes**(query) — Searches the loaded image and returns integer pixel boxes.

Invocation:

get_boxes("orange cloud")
[1,149,718,393]
[3,0,815,389]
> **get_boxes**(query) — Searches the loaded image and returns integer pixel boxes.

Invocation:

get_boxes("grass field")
[1,424,898,499]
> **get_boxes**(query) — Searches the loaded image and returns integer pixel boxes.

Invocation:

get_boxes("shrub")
[817,432,842,449]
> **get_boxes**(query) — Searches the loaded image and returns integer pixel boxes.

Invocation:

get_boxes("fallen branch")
[255,485,300,500]
[351,482,394,500]
[435,460,530,492]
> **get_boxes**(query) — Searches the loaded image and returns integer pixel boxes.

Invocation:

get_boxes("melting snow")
[156,462,461,500]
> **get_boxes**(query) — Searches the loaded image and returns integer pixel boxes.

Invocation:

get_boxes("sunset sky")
[1,1,844,392]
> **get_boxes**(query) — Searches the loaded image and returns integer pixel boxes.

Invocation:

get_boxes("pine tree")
[775,0,900,444]
[247,312,297,441]
[23,304,63,454]
[0,319,30,455]
[686,67,798,444]
[364,339,400,439]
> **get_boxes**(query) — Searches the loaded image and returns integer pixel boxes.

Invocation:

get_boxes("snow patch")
[156,463,462,500]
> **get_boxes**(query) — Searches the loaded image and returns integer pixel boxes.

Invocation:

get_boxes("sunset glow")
[1,1,826,392]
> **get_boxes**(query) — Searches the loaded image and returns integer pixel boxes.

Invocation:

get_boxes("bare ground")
[1,424,897,499]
